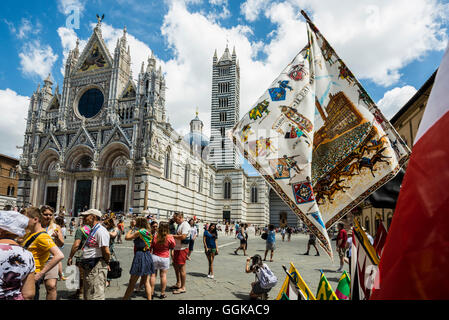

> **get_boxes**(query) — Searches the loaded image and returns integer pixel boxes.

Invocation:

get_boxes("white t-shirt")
[190,226,198,239]
[174,220,191,250]
[347,237,353,257]
[82,223,110,259]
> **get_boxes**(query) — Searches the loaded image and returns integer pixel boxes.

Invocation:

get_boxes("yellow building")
[355,70,437,236]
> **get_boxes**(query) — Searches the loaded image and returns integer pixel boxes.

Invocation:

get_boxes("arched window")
[7,185,14,196]
[164,148,171,180]
[209,176,213,197]
[184,164,190,188]
[224,179,231,199]
[251,185,258,203]
[198,169,203,193]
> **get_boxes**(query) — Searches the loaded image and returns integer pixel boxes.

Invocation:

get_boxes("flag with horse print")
[230,11,409,259]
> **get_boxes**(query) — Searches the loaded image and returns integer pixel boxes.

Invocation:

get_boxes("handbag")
[107,252,122,279]
[261,232,268,240]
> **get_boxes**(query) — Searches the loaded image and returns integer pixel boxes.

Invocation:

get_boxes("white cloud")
[377,85,417,120]
[240,0,270,22]
[209,0,227,5]
[4,18,42,39]
[285,0,449,86]
[0,89,29,158]
[19,41,58,80]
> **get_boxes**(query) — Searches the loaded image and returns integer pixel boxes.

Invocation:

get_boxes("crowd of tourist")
[0,205,328,301]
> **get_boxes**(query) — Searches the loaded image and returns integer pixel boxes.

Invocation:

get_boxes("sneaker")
[303,252,309,255]
[315,253,320,256]
[336,267,343,272]
[210,275,214,279]
[207,274,211,278]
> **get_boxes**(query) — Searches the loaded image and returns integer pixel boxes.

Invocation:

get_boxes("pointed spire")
[36,83,41,93]
[219,44,232,62]
[120,26,127,46]
[73,38,80,58]
[44,73,52,85]
[213,49,217,58]
[140,61,145,74]
[147,51,156,71]
[232,46,236,56]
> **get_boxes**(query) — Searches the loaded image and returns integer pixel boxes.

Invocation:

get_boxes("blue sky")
[0,0,448,176]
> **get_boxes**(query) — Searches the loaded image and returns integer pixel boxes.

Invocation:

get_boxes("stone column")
[32,175,39,206]
[96,174,102,210]
[91,171,98,209]
[126,160,134,213]
[56,175,63,212]
[29,175,36,205]
[61,175,67,209]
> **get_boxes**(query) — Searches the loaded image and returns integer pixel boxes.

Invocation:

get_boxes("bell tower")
[210,45,240,169]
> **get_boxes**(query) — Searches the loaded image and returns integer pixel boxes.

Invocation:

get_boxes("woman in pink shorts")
[150,221,175,299]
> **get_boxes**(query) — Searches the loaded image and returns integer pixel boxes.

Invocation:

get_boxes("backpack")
[257,265,278,289]
[261,232,268,240]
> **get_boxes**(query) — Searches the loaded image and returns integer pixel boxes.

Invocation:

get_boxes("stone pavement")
[55,223,348,300]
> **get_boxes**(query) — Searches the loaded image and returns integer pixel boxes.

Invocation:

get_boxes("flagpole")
[300,10,319,32]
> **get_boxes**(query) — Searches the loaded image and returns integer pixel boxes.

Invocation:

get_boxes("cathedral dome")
[183,132,210,148]
[184,110,209,148]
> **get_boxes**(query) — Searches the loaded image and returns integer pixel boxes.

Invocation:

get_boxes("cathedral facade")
[16,20,298,226]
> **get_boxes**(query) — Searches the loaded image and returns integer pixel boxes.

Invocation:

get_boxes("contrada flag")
[231,11,409,259]
[371,43,449,300]
[373,220,388,258]
[336,271,351,300]
[351,219,380,300]
[316,272,338,300]
[276,263,315,300]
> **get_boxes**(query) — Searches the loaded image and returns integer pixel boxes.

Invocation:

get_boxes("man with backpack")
[245,254,277,300]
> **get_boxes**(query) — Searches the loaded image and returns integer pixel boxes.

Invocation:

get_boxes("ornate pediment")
[77,42,109,73]
[67,125,97,151]
[119,80,137,100]
[74,27,112,75]
[39,133,62,153]
[47,95,60,111]
[100,124,132,149]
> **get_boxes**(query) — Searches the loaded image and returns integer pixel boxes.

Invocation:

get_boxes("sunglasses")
[42,214,53,217]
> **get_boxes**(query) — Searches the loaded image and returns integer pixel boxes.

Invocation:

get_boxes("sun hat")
[0,210,30,237]
[80,208,102,218]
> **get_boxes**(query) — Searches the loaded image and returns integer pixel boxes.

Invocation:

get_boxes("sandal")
[173,289,186,294]
[169,285,181,290]
[159,293,167,299]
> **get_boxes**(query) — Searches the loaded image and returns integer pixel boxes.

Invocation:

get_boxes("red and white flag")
[373,221,388,258]
[371,43,449,299]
